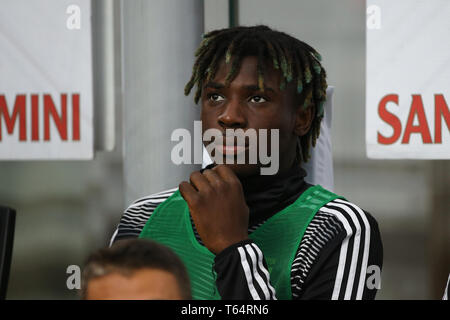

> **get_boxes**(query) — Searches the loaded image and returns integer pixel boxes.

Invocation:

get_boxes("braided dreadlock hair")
[184,25,327,162]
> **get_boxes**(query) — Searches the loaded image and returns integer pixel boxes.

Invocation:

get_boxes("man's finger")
[202,169,223,188]
[179,181,199,205]
[213,165,240,184]
[189,171,212,192]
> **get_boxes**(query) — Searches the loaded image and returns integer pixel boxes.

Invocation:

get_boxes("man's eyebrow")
[243,84,276,93]
[203,82,276,93]
[204,81,225,89]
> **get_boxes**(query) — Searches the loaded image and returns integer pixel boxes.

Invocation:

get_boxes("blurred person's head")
[81,239,191,300]
[185,25,327,178]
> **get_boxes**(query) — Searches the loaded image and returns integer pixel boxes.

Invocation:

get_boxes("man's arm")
[293,199,383,300]
[109,188,177,246]
[213,239,277,299]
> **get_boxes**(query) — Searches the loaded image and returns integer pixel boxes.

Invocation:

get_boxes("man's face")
[85,268,185,300]
[201,55,304,178]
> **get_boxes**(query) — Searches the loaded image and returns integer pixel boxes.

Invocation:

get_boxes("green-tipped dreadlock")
[184,25,328,163]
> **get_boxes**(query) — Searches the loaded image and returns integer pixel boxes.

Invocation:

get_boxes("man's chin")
[219,163,262,179]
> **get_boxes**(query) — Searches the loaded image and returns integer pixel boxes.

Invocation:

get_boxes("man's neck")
[241,163,309,227]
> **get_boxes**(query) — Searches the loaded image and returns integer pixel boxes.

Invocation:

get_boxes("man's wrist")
[214,238,254,261]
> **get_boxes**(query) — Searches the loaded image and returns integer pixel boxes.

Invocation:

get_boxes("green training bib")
[139,184,344,300]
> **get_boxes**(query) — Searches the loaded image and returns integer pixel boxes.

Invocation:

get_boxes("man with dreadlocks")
[111,25,383,300]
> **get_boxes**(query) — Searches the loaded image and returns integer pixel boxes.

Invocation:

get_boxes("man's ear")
[294,102,315,137]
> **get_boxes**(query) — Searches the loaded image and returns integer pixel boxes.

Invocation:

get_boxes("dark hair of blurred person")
[81,239,191,300]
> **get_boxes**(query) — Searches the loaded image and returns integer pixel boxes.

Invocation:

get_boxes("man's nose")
[217,98,246,129]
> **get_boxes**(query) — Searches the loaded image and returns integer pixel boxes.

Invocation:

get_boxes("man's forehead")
[209,55,282,87]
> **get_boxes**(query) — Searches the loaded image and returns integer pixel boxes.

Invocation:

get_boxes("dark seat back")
[0,206,15,300]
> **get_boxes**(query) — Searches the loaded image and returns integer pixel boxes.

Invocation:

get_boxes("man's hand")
[179,165,249,255]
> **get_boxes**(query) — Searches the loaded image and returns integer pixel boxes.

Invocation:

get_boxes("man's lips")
[209,137,248,155]
[205,134,251,156]
[220,145,247,155]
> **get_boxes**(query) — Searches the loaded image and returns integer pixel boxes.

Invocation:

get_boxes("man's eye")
[209,94,225,102]
[249,96,267,103]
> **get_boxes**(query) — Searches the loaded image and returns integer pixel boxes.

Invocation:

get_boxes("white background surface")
[0,0,93,159]
[366,0,450,159]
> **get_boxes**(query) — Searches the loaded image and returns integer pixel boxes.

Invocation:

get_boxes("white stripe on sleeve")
[320,206,353,300]
[109,228,118,247]
[245,244,271,299]
[251,243,277,299]
[328,202,363,299]
[237,246,261,300]
[334,199,371,299]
